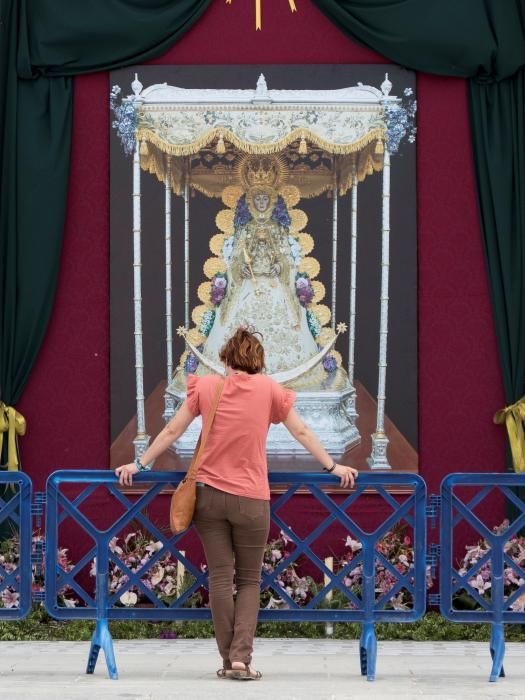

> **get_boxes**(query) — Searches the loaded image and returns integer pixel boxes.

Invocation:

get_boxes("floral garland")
[385,87,417,154]
[306,308,322,339]
[110,85,137,156]
[210,272,227,306]
[199,309,216,337]
[295,272,314,307]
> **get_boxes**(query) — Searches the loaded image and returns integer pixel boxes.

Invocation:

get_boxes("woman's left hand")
[115,463,139,486]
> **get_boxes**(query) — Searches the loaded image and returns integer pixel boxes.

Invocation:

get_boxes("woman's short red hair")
[219,327,265,374]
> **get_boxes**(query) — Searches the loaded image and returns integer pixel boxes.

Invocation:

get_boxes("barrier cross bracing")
[439,473,525,682]
[44,470,426,680]
[0,472,33,620]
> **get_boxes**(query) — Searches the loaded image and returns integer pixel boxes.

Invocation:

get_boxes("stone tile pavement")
[1,639,524,700]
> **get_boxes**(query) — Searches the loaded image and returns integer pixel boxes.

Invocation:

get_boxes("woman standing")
[115,327,358,681]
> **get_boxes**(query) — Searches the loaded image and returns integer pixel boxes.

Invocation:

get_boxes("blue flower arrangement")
[271,196,291,228]
[385,88,417,154]
[233,194,250,228]
[110,85,137,156]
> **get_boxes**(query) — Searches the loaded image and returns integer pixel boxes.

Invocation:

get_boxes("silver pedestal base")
[166,386,360,457]
[367,432,392,470]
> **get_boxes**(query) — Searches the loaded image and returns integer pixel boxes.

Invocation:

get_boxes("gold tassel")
[366,157,374,176]
[375,138,384,154]
[494,396,525,473]
[216,134,226,155]
[0,403,26,472]
[299,134,308,155]
[140,140,149,156]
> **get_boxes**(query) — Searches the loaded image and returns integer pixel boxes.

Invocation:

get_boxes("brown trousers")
[193,484,270,665]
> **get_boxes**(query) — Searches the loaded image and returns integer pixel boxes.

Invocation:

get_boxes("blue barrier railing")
[0,472,33,620]
[439,473,525,682]
[3,469,525,684]
[45,470,426,680]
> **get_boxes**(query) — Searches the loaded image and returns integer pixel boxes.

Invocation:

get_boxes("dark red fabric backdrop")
[17,0,505,496]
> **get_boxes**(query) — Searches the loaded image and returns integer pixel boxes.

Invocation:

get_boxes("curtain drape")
[0,0,211,477]
[313,0,525,469]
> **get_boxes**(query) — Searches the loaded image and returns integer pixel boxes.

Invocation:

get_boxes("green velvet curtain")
[0,0,211,415]
[313,0,525,468]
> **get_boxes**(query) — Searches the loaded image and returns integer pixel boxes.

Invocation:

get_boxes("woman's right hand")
[332,464,358,488]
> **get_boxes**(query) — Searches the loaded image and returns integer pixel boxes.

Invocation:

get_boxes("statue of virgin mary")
[200,163,323,379]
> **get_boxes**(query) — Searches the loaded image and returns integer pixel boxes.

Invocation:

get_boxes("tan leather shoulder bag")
[169,377,225,534]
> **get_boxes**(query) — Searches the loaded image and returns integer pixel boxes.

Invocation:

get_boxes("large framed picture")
[109,65,417,481]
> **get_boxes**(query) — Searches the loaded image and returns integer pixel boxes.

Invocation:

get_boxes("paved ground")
[1,639,524,700]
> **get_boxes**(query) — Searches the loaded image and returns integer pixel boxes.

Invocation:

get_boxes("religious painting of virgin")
[109,65,418,479]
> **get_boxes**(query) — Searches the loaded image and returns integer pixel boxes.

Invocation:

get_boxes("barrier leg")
[359,622,377,681]
[489,623,505,682]
[86,618,118,680]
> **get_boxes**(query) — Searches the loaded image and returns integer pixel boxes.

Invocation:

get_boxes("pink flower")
[1,589,19,608]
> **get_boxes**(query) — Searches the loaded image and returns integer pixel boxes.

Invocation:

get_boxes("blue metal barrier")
[45,470,427,680]
[0,472,33,620]
[439,473,525,682]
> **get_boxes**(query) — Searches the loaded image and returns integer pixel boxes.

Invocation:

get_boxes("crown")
[238,155,287,192]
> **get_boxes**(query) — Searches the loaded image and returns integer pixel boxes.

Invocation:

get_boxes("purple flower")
[323,354,337,373]
[296,277,309,289]
[159,630,178,639]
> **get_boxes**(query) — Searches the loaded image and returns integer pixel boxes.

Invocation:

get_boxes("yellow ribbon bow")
[0,402,26,471]
[494,396,525,473]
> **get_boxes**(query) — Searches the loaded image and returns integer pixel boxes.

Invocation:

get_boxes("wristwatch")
[323,462,336,473]
[134,457,152,472]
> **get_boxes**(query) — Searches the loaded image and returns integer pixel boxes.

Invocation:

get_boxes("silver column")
[184,179,190,329]
[331,179,338,329]
[345,162,359,423]
[348,162,358,386]
[368,148,392,469]
[132,140,150,458]
[163,156,176,423]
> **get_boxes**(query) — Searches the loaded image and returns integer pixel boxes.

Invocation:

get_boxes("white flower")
[119,590,138,606]
[151,566,165,586]
[345,536,362,553]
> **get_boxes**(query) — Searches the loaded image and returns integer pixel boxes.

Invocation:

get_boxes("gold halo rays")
[216,209,235,235]
[209,233,225,256]
[298,256,320,279]
[203,257,227,279]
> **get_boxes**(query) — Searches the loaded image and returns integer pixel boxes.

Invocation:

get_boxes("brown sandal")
[216,662,233,679]
[230,662,262,680]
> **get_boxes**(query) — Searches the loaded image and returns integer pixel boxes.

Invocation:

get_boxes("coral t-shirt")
[183,373,296,500]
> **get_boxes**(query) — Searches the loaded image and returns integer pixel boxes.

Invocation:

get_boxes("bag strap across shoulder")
[185,376,225,481]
